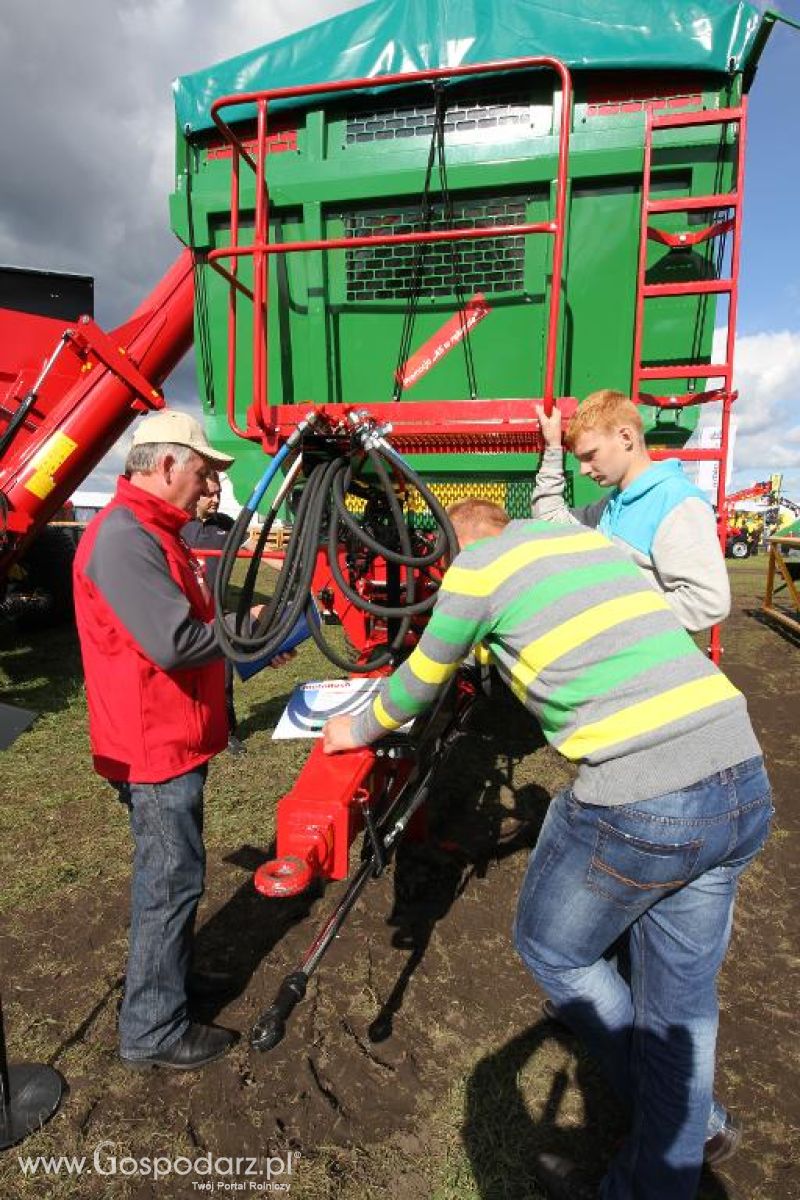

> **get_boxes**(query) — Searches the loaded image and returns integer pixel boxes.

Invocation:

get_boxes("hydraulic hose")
[214,416,457,673]
[213,414,315,661]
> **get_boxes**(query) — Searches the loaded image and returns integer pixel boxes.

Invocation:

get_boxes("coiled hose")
[213,425,458,673]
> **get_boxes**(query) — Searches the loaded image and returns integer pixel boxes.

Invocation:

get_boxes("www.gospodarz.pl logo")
[18,1141,300,1190]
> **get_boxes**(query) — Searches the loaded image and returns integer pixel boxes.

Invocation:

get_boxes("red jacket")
[73,477,227,782]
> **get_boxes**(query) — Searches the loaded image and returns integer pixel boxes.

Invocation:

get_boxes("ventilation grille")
[337,198,527,303]
[346,98,534,145]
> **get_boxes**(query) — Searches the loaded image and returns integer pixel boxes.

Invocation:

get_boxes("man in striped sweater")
[323,498,771,1200]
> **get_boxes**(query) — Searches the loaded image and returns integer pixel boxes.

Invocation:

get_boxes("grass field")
[0,557,797,1199]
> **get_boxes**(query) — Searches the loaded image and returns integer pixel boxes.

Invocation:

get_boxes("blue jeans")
[115,765,207,1057]
[513,756,772,1200]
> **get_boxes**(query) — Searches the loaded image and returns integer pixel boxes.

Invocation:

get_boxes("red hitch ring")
[254,855,315,898]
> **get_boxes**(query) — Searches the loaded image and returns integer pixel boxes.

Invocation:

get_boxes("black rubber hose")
[330,450,448,568]
[214,432,456,669]
[325,444,452,618]
[214,502,256,628]
[379,442,459,565]
[213,450,304,645]
[215,456,332,662]
[304,595,397,674]
[233,458,339,662]
[308,456,414,673]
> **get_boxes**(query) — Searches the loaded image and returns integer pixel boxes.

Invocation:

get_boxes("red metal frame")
[254,666,478,897]
[723,480,774,510]
[207,70,749,895]
[631,98,748,663]
[206,57,574,439]
[0,251,195,575]
[255,397,578,456]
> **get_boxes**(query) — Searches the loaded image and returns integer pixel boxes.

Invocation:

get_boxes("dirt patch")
[0,559,797,1199]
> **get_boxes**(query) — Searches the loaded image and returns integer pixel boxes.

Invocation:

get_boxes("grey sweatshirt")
[531,449,730,632]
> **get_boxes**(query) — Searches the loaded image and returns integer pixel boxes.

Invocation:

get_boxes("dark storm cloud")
[0,0,362,488]
[0,1,361,326]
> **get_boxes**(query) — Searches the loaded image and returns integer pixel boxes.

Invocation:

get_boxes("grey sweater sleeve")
[649,498,731,632]
[85,509,223,671]
[531,448,609,528]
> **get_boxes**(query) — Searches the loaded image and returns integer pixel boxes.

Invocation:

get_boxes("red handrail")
[206,56,574,432]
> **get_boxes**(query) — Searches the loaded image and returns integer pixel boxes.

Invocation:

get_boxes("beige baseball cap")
[131,409,234,469]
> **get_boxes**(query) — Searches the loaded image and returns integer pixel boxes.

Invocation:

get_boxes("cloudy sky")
[1,0,798,499]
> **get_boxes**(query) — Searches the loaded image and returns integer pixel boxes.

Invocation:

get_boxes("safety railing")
[207,57,574,441]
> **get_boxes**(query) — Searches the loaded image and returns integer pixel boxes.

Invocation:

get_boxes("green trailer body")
[169,0,774,514]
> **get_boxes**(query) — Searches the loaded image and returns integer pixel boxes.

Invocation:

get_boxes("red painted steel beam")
[650,448,723,461]
[647,193,739,214]
[651,106,743,129]
[0,249,195,571]
[646,217,735,248]
[253,398,578,455]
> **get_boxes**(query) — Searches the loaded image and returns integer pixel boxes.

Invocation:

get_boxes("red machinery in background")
[723,480,774,514]
[0,250,196,623]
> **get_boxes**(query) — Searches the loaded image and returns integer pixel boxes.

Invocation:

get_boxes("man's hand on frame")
[323,715,359,754]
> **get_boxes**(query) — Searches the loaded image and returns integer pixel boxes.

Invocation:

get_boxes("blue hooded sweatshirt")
[598,460,712,557]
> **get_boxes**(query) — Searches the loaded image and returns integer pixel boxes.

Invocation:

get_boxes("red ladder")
[632,98,748,663]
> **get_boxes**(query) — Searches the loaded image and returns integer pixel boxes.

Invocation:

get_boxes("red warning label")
[396,294,491,390]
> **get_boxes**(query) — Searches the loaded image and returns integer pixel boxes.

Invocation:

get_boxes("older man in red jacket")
[74,410,289,1071]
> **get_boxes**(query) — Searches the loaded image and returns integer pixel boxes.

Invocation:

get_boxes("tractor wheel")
[729,538,750,560]
[12,526,77,632]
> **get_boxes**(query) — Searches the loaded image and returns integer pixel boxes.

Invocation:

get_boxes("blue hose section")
[247,442,292,511]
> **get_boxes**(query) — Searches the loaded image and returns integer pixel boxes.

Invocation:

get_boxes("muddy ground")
[0,558,797,1199]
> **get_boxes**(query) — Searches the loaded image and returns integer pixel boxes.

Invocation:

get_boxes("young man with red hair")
[533,390,729,633]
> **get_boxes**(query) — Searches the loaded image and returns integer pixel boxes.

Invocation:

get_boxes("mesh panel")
[505,481,536,518]
[337,198,527,303]
[408,481,534,530]
[346,98,534,145]
[345,480,537,530]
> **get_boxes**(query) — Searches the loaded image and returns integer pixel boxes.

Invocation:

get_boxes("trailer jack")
[250,674,478,1052]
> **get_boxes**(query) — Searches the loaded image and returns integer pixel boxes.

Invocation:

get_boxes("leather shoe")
[121,1022,237,1071]
[533,1153,598,1200]
[704,1113,742,1165]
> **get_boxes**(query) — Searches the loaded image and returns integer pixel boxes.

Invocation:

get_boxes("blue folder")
[233,603,319,681]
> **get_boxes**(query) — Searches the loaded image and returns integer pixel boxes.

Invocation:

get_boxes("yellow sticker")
[23,431,78,500]
[25,471,56,500]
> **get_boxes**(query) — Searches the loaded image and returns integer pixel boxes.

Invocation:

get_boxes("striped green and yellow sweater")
[352,520,760,806]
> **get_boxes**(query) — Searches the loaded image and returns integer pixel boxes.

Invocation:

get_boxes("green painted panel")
[175,68,742,512]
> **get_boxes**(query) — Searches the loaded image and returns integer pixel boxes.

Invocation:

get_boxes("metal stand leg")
[0,993,66,1151]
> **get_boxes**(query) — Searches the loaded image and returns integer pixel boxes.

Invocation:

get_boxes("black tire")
[12,526,77,631]
[728,538,750,560]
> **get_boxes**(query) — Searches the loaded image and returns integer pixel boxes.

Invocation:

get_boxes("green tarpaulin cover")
[174,0,767,135]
